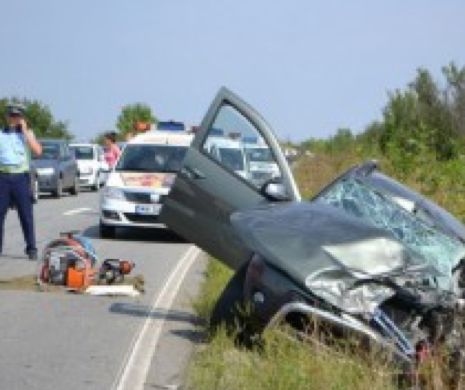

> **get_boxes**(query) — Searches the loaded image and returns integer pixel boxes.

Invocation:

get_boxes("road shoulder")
[143,253,207,390]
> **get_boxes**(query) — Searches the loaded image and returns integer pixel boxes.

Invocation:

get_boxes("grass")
[186,261,398,390]
[185,151,465,390]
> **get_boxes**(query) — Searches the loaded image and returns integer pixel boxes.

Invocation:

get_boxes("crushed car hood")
[231,199,464,315]
[231,163,465,316]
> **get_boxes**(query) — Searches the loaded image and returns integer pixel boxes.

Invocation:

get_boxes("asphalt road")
[0,190,205,390]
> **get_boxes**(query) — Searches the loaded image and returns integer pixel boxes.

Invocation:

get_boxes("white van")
[70,143,109,191]
[244,143,280,187]
[204,137,249,180]
[99,130,193,238]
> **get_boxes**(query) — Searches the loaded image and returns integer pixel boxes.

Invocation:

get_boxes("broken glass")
[318,178,465,289]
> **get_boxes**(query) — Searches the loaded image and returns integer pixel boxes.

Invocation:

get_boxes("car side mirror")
[260,179,289,202]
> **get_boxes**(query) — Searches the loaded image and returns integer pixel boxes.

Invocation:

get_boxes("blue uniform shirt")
[0,129,29,172]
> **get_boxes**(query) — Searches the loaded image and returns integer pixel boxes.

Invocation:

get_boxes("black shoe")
[25,249,38,261]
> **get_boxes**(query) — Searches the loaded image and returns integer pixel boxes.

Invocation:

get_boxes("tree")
[116,103,157,139]
[443,62,465,136]
[0,97,72,139]
[377,68,459,162]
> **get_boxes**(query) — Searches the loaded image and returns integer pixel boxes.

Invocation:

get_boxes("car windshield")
[116,144,188,173]
[70,146,94,160]
[316,177,465,288]
[246,148,274,163]
[218,148,245,171]
[34,143,60,160]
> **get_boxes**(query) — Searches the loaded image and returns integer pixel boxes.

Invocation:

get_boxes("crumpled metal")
[318,178,465,290]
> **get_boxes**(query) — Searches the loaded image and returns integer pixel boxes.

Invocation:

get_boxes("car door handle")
[182,166,206,180]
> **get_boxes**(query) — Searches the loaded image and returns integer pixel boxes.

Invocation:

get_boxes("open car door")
[160,87,300,270]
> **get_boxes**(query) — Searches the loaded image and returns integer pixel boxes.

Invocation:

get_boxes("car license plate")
[135,204,161,215]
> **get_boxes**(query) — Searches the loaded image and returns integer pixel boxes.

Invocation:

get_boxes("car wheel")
[99,222,116,239]
[210,262,260,346]
[53,177,63,198]
[70,176,79,195]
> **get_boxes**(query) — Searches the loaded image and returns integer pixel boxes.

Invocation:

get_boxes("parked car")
[32,140,79,198]
[244,142,280,187]
[159,87,465,367]
[70,143,109,191]
[99,129,193,238]
[204,136,249,180]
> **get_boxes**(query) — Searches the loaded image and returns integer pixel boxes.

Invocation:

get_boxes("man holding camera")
[0,104,42,260]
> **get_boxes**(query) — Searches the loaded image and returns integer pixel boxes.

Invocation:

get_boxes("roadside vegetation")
[187,261,398,390]
[0,98,72,139]
[186,63,465,390]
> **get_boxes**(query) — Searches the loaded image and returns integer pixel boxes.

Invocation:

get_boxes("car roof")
[206,136,244,149]
[128,130,194,147]
[70,143,98,147]
[39,139,67,144]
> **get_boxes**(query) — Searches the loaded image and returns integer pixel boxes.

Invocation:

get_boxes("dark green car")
[160,88,465,366]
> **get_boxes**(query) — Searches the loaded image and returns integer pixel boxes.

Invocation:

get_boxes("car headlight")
[103,186,125,200]
[36,167,55,176]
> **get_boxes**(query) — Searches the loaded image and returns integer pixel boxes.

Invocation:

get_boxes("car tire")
[70,176,79,195]
[210,262,260,347]
[99,222,116,239]
[53,177,63,198]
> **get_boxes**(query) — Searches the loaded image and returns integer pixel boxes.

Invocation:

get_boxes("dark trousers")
[0,173,36,253]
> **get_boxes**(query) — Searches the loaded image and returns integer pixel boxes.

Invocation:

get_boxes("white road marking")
[112,245,201,390]
[63,207,94,216]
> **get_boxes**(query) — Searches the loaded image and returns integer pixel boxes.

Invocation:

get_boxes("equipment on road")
[98,259,135,284]
[38,231,136,291]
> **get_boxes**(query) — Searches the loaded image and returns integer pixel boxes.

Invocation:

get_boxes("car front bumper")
[37,174,59,191]
[79,172,98,187]
[100,197,166,229]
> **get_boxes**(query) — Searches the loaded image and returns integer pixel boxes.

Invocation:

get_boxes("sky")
[1,0,465,142]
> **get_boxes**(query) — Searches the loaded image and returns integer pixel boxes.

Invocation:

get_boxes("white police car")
[99,127,193,238]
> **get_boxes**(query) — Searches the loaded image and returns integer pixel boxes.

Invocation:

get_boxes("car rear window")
[116,144,188,173]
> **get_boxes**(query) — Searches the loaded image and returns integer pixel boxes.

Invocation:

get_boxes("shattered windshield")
[317,178,465,287]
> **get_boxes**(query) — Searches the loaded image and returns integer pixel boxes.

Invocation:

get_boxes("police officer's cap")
[6,103,26,117]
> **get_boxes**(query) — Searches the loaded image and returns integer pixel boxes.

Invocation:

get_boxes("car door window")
[202,104,283,190]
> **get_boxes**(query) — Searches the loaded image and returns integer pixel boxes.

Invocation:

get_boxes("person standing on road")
[103,132,121,169]
[0,104,42,260]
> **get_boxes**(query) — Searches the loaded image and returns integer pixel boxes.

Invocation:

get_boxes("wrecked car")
[159,87,465,364]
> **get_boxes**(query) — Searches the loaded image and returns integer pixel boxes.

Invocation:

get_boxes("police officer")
[0,104,42,260]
